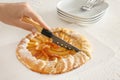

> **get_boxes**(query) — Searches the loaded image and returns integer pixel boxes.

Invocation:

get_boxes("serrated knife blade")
[52,35,80,52]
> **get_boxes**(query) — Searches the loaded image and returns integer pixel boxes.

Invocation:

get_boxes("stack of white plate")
[56,0,109,25]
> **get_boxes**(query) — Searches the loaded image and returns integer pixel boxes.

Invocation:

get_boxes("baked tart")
[16,27,91,74]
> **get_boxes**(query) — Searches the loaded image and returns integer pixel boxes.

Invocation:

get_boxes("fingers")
[25,10,51,31]
[15,20,37,32]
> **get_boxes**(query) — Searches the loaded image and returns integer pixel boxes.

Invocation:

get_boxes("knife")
[22,17,80,52]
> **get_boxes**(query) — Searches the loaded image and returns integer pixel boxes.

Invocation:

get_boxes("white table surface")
[0,0,120,80]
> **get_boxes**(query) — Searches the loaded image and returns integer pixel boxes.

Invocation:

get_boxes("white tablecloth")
[0,0,120,80]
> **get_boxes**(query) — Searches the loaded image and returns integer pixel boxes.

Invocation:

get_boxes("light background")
[0,0,120,80]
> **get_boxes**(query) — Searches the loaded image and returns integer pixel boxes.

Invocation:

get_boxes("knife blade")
[41,28,80,52]
[22,17,80,52]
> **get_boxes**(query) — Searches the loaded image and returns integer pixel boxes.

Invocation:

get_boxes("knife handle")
[22,17,52,38]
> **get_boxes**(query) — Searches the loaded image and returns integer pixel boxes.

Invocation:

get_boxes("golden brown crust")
[16,27,91,74]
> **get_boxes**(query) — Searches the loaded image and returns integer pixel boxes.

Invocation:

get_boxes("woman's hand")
[0,2,51,31]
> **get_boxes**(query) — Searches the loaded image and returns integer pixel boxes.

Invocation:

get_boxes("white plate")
[0,26,115,80]
[58,15,103,25]
[57,10,104,22]
[57,0,108,18]
[57,8,105,20]
[57,12,103,24]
